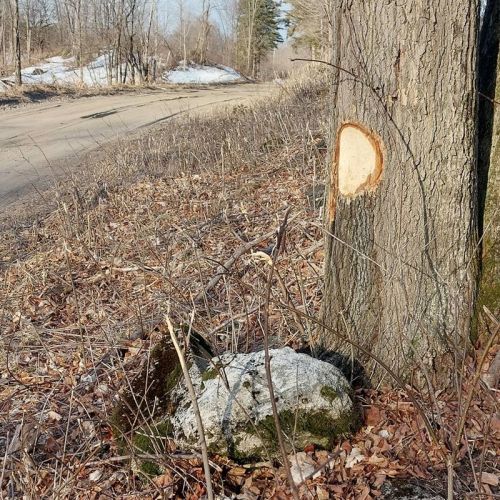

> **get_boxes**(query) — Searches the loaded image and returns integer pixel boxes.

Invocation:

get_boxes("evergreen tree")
[285,0,333,60]
[236,0,282,77]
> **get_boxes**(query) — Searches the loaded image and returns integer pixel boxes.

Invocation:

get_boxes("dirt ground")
[0,83,271,208]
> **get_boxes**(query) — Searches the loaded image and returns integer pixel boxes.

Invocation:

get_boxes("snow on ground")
[0,79,12,92]
[0,54,116,92]
[0,57,244,93]
[164,62,243,84]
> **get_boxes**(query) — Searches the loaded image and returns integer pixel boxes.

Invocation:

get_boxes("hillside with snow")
[0,55,120,92]
[1,58,246,93]
[163,62,244,85]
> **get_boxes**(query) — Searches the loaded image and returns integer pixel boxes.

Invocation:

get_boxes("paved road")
[0,84,269,208]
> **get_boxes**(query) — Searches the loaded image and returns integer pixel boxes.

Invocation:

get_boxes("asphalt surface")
[0,83,269,208]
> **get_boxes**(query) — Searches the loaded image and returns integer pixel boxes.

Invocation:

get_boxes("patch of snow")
[0,79,12,92]
[0,53,122,92]
[164,62,243,84]
[45,56,68,64]
[87,54,107,69]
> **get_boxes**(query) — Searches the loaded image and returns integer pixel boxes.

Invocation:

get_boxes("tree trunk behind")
[195,0,211,64]
[13,0,21,85]
[25,7,31,64]
[321,1,479,386]
[478,0,500,317]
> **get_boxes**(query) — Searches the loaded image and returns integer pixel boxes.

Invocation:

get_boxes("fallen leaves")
[481,471,499,487]
[46,410,62,422]
[289,452,317,484]
[227,466,247,487]
[153,470,174,488]
[365,405,382,426]
[345,447,365,468]
[0,105,498,500]
[88,470,102,482]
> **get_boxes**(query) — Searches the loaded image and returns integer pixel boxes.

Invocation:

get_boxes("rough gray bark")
[321,2,480,386]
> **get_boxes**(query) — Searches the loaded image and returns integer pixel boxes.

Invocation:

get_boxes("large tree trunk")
[321,2,480,386]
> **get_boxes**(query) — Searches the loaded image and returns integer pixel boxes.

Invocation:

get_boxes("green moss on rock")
[140,460,162,476]
[132,421,173,453]
[320,386,339,403]
[130,420,173,477]
[201,367,218,381]
[232,407,358,461]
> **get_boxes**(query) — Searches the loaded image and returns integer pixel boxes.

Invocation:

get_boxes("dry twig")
[165,315,214,500]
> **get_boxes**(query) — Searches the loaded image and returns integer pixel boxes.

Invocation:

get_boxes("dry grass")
[0,67,498,498]
[0,70,329,497]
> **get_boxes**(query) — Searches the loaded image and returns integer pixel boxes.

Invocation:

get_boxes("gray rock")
[171,347,357,460]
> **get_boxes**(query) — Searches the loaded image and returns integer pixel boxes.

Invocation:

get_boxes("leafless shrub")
[0,71,329,497]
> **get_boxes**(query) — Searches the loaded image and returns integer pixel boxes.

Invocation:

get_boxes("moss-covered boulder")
[170,347,358,461]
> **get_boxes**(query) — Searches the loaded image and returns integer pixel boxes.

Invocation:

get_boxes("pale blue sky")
[157,0,289,41]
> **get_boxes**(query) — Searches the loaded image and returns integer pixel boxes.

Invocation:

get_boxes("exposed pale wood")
[336,122,383,197]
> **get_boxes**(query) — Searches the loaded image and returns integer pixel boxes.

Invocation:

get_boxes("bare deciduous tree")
[286,0,333,60]
[13,0,22,84]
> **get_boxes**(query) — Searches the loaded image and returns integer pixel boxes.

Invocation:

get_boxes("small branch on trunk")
[478,91,500,107]
[290,57,360,80]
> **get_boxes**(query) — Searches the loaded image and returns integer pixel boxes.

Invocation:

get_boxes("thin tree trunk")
[195,0,210,64]
[182,13,187,65]
[246,0,256,76]
[25,2,31,64]
[324,0,333,62]
[77,0,83,83]
[117,0,125,84]
[321,1,480,386]
[1,1,6,68]
[127,0,137,85]
[13,0,21,85]
[177,0,187,65]
[143,0,154,82]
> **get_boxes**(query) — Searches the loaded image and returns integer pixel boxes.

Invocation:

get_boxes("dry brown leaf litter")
[0,116,498,499]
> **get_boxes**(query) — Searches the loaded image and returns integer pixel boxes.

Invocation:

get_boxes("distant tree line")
[0,0,287,84]
[236,0,282,78]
